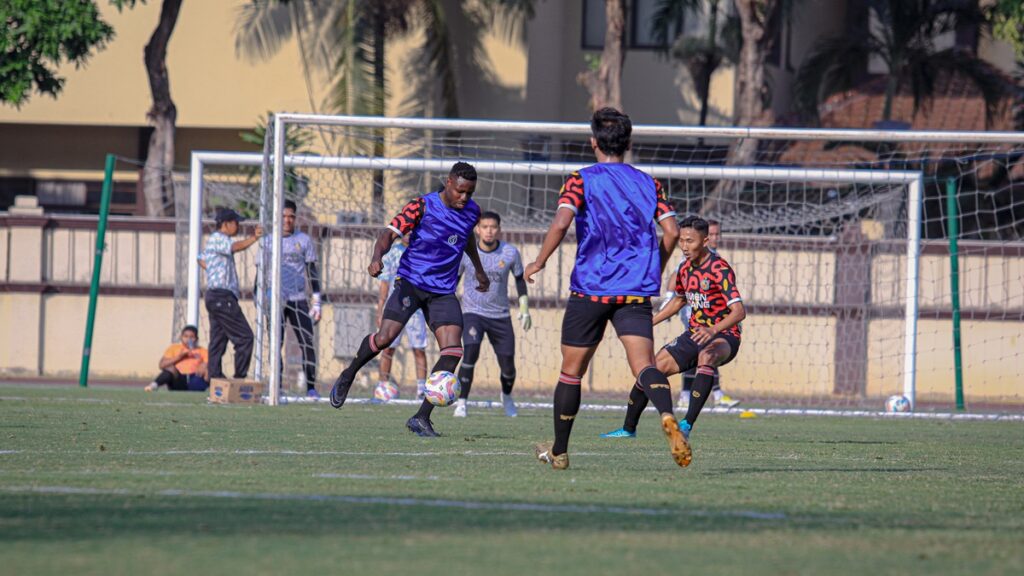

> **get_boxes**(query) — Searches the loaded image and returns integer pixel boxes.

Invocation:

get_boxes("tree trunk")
[703,0,781,215]
[142,0,183,217]
[372,9,386,221]
[577,0,626,112]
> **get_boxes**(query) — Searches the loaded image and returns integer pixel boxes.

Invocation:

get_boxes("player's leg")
[330,280,413,409]
[683,334,741,433]
[607,346,684,437]
[454,314,484,417]
[406,293,463,437]
[406,311,429,399]
[214,294,254,378]
[536,296,606,470]
[615,302,691,468]
[290,300,318,397]
[488,316,518,417]
[204,295,229,379]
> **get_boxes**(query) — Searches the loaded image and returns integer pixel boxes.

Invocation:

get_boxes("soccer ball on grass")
[884,395,911,413]
[424,371,460,407]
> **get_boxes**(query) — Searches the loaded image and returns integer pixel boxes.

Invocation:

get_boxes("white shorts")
[390,309,428,350]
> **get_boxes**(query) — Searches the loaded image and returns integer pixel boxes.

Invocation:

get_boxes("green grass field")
[1,384,1021,575]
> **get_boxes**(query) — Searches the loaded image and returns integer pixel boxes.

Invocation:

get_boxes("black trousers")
[282,299,317,389]
[153,369,209,391]
[205,289,254,379]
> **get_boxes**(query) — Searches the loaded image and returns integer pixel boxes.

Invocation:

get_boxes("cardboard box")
[209,378,264,405]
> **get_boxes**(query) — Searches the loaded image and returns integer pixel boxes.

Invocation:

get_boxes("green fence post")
[946,177,964,410]
[79,154,116,388]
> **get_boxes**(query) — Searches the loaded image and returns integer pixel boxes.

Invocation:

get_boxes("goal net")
[181,114,1024,411]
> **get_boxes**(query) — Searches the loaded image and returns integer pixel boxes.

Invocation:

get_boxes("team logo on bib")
[447,235,458,246]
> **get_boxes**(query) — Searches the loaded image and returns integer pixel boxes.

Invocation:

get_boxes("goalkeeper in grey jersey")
[455,211,530,417]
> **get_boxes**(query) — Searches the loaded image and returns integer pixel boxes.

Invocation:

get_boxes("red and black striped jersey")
[675,252,743,338]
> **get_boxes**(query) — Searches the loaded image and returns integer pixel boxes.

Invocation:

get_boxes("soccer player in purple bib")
[524,107,689,470]
[329,162,490,437]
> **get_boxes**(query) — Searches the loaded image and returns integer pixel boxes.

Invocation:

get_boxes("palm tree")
[234,0,529,215]
[651,0,740,127]
[794,0,1005,125]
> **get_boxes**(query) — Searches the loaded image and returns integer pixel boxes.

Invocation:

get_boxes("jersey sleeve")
[162,344,179,360]
[510,246,524,277]
[201,234,230,260]
[653,179,676,222]
[387,198,426,237]
[673,262,687,296]
[718,265,743,305]
[303,235,317,263]
[556,172,585,214]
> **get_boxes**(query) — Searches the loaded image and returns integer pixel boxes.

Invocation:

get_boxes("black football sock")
[685,365,716,426]
[622,382,649,433]
[551,375,582,455]
[457,363,475,399]
[639,366,674,416]
[342,334,382,381]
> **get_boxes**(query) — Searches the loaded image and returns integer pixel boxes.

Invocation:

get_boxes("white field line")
[313,473,440,481]
[2,393,1021,422]
[281,396,1024,421]
[0,485,786,521]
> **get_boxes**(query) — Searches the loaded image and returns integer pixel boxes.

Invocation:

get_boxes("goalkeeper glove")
[518,295,531,331]
[311,293,322,323]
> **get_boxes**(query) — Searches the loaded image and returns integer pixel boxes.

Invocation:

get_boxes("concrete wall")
[2,213,1021,406]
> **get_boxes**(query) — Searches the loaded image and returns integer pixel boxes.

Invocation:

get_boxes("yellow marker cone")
[739,410,757,419]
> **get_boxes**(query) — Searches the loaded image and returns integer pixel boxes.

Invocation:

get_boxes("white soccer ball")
[885,395,911,413]
[424,371,460,407]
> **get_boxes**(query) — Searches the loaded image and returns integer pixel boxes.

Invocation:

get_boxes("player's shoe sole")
[534,442,569,470]
[329,372,353,409]
[661,413,692,468]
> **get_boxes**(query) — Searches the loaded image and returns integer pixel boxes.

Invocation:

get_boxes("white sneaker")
[453,399,467,418]
[144,382,159,392]
[714,392,741,408]
[676,393,689,411]
[501,393,518,417]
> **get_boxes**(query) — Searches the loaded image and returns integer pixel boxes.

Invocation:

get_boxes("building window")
[582,0,684,51]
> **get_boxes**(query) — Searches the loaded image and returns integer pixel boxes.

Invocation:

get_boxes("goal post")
[181,113,1024,411]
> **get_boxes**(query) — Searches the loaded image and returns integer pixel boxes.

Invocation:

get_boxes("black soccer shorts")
[383,277,463,331]
[661,331,741,373]
[463,313,516,357]
[560,293,654,347]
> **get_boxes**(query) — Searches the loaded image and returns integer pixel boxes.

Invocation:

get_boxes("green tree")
[652,0,740,127]
[0,0,114,106]
[234,0,530,214]
[794,0,1005,125]
[990,0,1024,58]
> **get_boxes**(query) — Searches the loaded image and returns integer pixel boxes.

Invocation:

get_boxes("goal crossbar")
[244,139,924,406]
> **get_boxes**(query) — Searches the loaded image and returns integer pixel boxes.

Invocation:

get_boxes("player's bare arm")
[463,231,490,292]
[652,295,685,326]
[657,217,679,275]
[525,207,574,283]
[231,225,263,252]
[367,228,399,277]
[692,301,747,345]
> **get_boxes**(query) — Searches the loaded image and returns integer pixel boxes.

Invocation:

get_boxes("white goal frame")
[192,114,1024,407]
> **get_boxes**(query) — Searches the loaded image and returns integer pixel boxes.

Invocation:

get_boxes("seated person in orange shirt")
[145,325,210,392]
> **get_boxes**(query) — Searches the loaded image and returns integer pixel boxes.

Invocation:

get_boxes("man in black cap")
[199,208,262,379]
